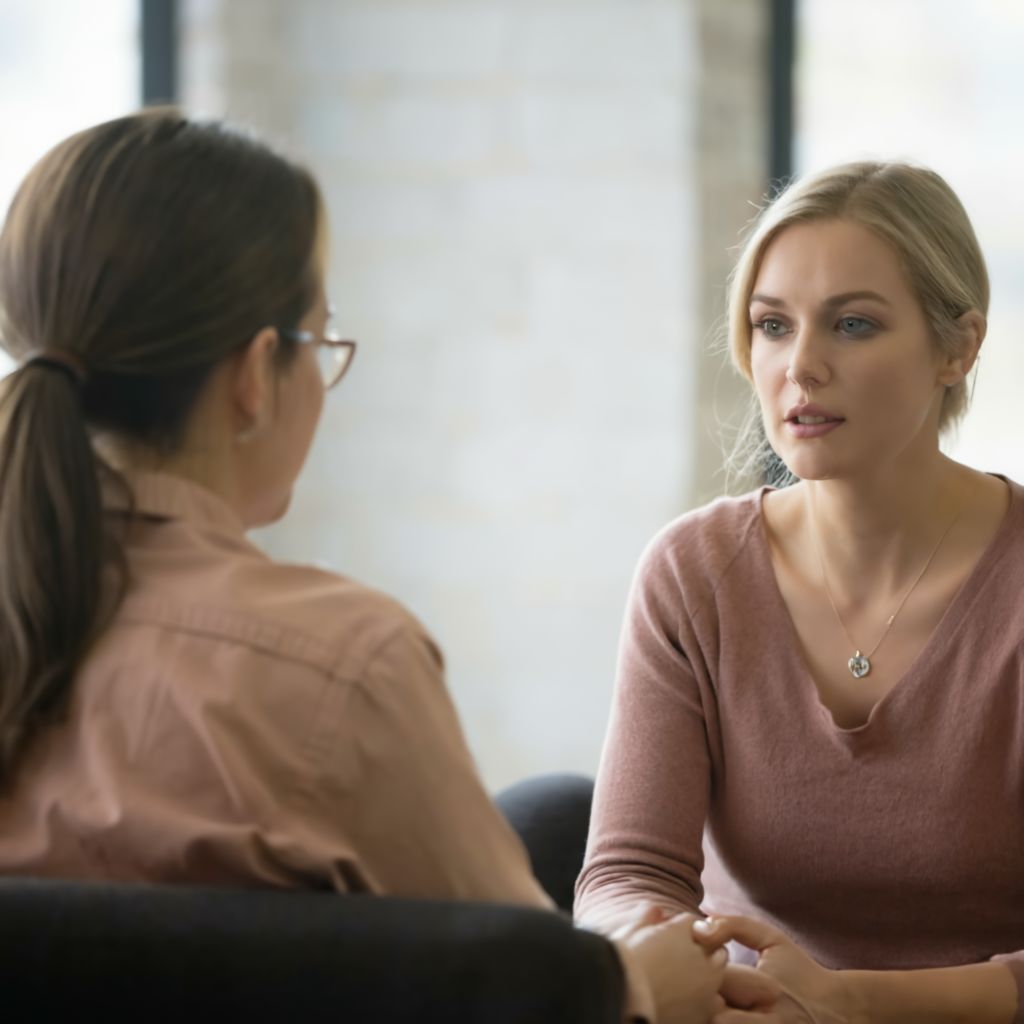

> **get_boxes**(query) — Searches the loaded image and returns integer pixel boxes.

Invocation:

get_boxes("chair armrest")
[0,878,622,1024]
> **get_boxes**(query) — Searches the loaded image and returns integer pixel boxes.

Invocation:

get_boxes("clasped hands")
[616,903,852,1024]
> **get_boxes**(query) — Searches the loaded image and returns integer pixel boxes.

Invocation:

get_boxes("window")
[797,0,1023,477]
[0,0,140,376]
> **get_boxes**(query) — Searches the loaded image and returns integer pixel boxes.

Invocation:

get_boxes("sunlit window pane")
[0,0,140,376]
[797,0,1024,478]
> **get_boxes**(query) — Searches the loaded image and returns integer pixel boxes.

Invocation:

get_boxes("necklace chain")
[812,498,963,678]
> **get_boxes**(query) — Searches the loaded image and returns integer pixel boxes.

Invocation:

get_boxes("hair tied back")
[24,350,88,387]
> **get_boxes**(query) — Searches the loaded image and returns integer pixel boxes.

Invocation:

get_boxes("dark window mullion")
[768,0,796,190]
[142,0,178,105]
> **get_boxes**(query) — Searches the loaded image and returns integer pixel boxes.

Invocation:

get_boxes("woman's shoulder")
[232,555,439,678]
[634,489,767,596]
[644,489,765,563]
[260,554,427,633]
[981,473,1024,561]
[1002,474,1024,511]
[123,540,438,685]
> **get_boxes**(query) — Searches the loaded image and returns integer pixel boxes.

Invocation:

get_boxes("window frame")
[142,0,178,104]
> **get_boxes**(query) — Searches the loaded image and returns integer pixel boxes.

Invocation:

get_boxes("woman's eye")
[837,316,875,337]
[753,317,788,338]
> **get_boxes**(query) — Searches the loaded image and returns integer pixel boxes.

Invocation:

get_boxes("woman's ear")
[232,327,279,441]
[938,309,986,387]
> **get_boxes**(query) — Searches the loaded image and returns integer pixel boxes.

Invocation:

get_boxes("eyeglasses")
[279,316,357,390]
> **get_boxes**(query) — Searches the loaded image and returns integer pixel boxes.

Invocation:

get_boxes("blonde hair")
[725,161,989,485]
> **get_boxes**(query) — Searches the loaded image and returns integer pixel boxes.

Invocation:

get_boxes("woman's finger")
[693,914,788,952]
[719,964,781,1010]
[712,1011,784,1024]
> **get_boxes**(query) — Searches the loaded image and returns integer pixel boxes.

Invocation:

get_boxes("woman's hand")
[613,902,731,1024]
[717,964,784,1017]
[692,916,858,1024]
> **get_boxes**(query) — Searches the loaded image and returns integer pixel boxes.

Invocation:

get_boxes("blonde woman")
[576,163,1023,1023]
[0,110,744,1024]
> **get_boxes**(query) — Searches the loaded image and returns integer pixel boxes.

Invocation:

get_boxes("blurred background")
[1,0,1020,789]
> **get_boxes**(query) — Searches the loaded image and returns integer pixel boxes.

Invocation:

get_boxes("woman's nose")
[784,328,830,390]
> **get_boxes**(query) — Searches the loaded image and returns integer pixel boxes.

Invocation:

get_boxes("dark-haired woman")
[0,110,748,1024]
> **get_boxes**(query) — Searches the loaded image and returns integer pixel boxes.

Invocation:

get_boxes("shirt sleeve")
[297,619,658,1023]
[575,534,713,931]
[304,621,553,905]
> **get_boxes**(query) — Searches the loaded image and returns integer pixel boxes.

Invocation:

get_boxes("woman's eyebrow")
[824,289,892,307]
[749,293,787,308]
[748,290,892,308]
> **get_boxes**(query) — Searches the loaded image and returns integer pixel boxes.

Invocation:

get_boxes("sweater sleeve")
[575,529,714,931]
[990,955,1024,1024]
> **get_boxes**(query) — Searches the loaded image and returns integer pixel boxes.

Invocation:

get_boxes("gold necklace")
[812,501,963,679]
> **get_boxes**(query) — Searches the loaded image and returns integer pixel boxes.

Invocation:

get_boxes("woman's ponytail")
[0,363,120,785]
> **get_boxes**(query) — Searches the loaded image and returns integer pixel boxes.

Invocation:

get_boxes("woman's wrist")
[828,969,871,1024]
[772,966,869,1024]
[840,962,1017,1024]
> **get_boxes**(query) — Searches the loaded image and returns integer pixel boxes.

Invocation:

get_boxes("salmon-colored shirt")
[0,472,549,905]
[0,471,662,1023]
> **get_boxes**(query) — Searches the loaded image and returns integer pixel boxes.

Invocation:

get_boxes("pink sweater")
[576,479,1024,1018]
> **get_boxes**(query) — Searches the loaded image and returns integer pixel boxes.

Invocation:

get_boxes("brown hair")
[0,108,323,785]
[724,161,989,486]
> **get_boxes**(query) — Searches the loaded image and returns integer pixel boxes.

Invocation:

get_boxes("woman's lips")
[784,416,844,439]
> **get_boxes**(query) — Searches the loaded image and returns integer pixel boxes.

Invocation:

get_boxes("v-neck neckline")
[751,475,1019,736]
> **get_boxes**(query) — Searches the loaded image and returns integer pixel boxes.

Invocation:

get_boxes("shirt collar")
[106,471,248,536]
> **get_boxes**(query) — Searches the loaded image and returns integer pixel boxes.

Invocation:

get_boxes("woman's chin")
[775,451,842,483]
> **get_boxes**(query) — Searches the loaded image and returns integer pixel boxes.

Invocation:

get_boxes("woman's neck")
[798,454,967,600]
[94,416,246,524]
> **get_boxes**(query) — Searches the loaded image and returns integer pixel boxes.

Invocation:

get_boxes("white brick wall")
[182,0,767,789]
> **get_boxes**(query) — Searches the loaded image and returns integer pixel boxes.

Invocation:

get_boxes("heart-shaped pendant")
[848,652,871,678]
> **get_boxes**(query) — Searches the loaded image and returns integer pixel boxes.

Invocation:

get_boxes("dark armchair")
[0,773,610,1023]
